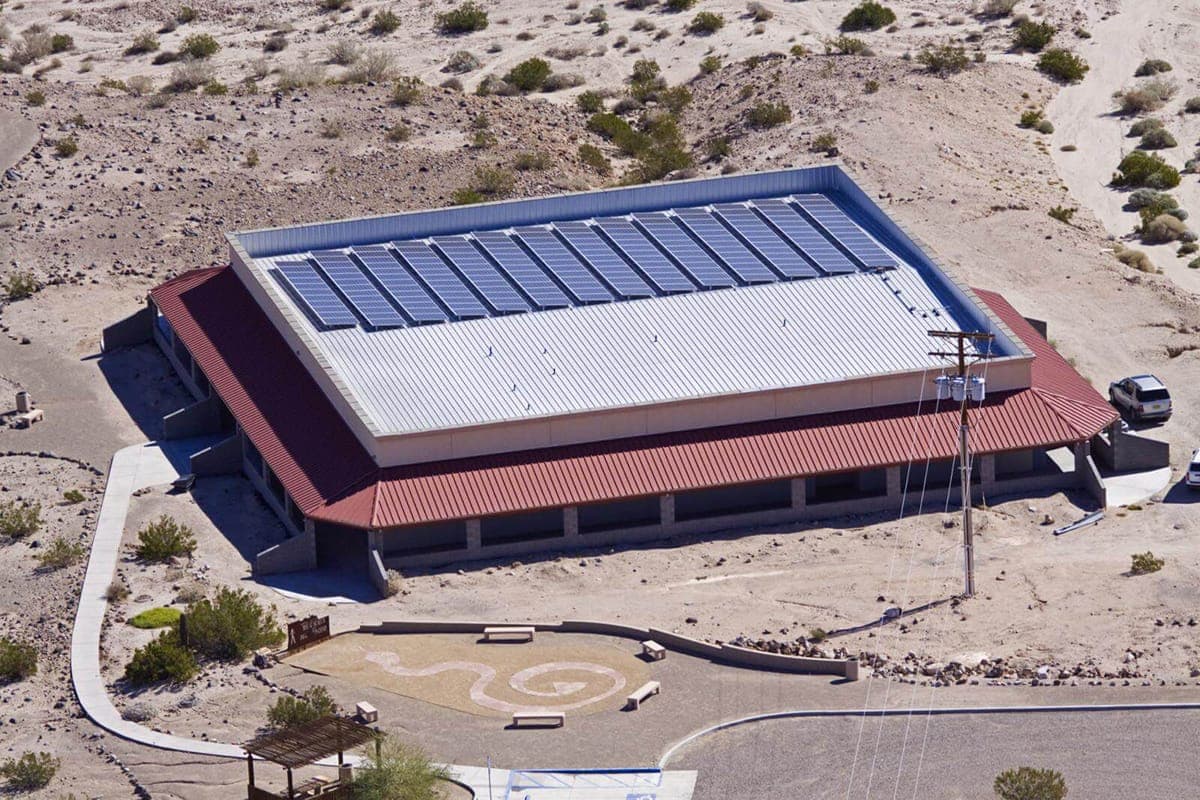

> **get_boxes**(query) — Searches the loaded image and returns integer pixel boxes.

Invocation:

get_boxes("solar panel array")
[270,193,900,331]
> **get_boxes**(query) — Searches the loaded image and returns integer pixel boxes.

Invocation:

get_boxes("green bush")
[128,607,183,629]
[1011,20,1055,52]
[124,630,198,685]
[1018,109,1042,128]
[0,638,37,683]
[1128,117,1163,137]
[513,150,551,171]
[1118,80,1176,115]
[135,515,196,562]
[450,188,485,205]
[588,112,646,154]
[180,33,219,59]
[4,273,38,301]
[840,1,895,32]
[126,31,160,55]
[625,114,692,181]
[371,9,400,34]
[24,89,45,106]
[386,123,411,142]
[54,136,78,157]
[473,165,515,196]
[1139,127,1176,149]
[36,536,85,570]
[0,752,58,791]
[1048,206,1075,224]
[0,500,42,539]
[1186,96,1200,113]
[267,685,339,731]
[828,35,867,55]
[177,5,199,23]
[745,101,791,127]
[1037,48,1087,82]
[391,75,422,105]
[699,54,721,74]
[63,489,85,504]
[1134,58,1171,77]
[436,1,489,33]
[917,44,969,75]
[994,767,1066,800]
[1140,214,1190,244]
[576,90,604,112]
[351,737,450,800]
[1190,256,1200,269]
[185,588,283,661]
[50,33,74,53]
[659,85,692,114]
[663,0,697,11]
[811,132,837,152]
[1130,551,1165,575]
[1112,151,1180,189]
[1035,118,1054,134]
[688,12,725,34]
[504,58,552,91]
[578,143,611,175]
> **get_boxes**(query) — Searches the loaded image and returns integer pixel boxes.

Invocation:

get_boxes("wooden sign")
[287,615,331,651]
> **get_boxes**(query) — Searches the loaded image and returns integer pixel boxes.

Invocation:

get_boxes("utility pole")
[928,330,995,598]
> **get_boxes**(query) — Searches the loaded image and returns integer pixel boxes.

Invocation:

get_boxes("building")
[107,166,1121,592]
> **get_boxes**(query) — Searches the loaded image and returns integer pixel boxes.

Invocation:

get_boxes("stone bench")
[511,711,565,728]
[625,680,661,710]
[641,640,666,661]
[483,626,535,642]
[14,409,43,428]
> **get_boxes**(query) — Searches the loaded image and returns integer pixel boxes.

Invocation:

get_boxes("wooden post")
[287,768,294,800]
[247,753,255,788]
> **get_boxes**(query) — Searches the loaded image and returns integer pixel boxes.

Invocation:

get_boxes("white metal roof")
[251,259,969,435]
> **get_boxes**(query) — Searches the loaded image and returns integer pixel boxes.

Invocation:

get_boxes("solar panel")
[672,208,779,284]
[353,246,448,324]
[710,204,821,279]
[594,218,696,294]
[791,194,899,269]
[553,222,655,298]
[512,227,614,304]
[631,213,737,289]
[472,231,572,309]
[750,199,857,274]
[273,261,359,329]
[391,241,488,319]
[430,236,531,314]
[310,251,407,329]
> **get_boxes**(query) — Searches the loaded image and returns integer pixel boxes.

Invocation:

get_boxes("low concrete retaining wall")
[358,619,858,680]
[189,435,241,476]
[100,306,153,352]
[1080,454,1106,508]
[162,395,223,440]
[1093,427,1170,473]
[255,528,316,575]
[367,547,389,597]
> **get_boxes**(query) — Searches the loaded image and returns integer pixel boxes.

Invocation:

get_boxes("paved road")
[671,708,1200,799]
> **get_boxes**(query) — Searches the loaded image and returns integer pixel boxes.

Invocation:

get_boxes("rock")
[121,702,155,722]
[685,617,698,624]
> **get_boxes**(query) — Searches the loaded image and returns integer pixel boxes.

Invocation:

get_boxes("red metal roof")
[151,268,1117,531]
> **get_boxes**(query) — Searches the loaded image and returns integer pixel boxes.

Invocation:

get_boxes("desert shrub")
[391,74,422,105]
[36,536,85,570]
[244,148,260,167]
[840,1,895,31]
[699,54,721,74]
[746,101,791,127]
[4,272,38,300]
[327,39,362,66]
[917,44,969,74]
[63,489,85,504]
[267,685,339,730]
[352,737,450,800]
[320,119,344,138]
[688,11,725,34]
[386,122,411,142]
[811,132,837,152]
[1178,242,1199,255]
[576,90,604,112]
[48,32,73,53]
[262,33,288,53]
[0,638,37,683]
[1118,79,1176,114]
[1128,118,1163,137]
[1037,48,1087,82]
[664,0,697,10]
[513,150,551,170]
[52,136,77,158]
[346,49,394,82]
[747,2,773,22]
[1141,214,1191,244]
[1127,188,1176,211]
[472,165,515,196]
[277,60,325,90]
[1112,151,1180,189]
[1011,20,1055,52]
[704,135,731,161]
[167,56,215,91]
[578,143,611,175]
[135,515,196,562]
[0,753,58,791]
[0,500,41,539]
[1139,127,1176,149]
[1035,118,1054,134]
[1130,551,1165,574]
[177,5,199,23]
[1018,109,1042,128]
[1190,257,1200,269]
[1181,96,1200,114]
[1048,205,1075,224]
[322,0,351,10]
[1115,247,1154,272]
[1134,58,1171,77]
[152,50,179,65]
[106,580,130,602]
[504,57,552,91]
[625,114,692,181]
[124,630,198,685]
[994,767,1066,800]
[128,607,183,629]
[588,112,642,152]
[436,1,489,33]
[24,89,46,106]
[203,80,228,95]
[175,582,206,604]
[981,0,1018,16]
[444,49,479,73]
[371,9,400,34]
[828,35,867,55]
[450,188,484,205]
[542,72,584,91]
[659,85,692,114]
[181,33,219,59]
[185,587,283,661]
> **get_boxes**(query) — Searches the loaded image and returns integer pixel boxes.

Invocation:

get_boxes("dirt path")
[0,113,37,173]
[1048,0,1200,292]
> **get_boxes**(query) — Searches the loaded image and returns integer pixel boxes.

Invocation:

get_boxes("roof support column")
[790,478,807,511]
[885,466,902,500]
[466,519,482,552]
[660,494,675,528]
[563,507,579,540]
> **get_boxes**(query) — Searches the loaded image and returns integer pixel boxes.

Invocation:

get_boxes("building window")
[807,468,887,505]
[243,436,263,474]
[579,496,661,533]
[674,479,791,521]
[381,521,468,556]
[481,508,564,546]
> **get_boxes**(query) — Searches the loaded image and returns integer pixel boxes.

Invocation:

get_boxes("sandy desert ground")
[2,0,1200,796]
